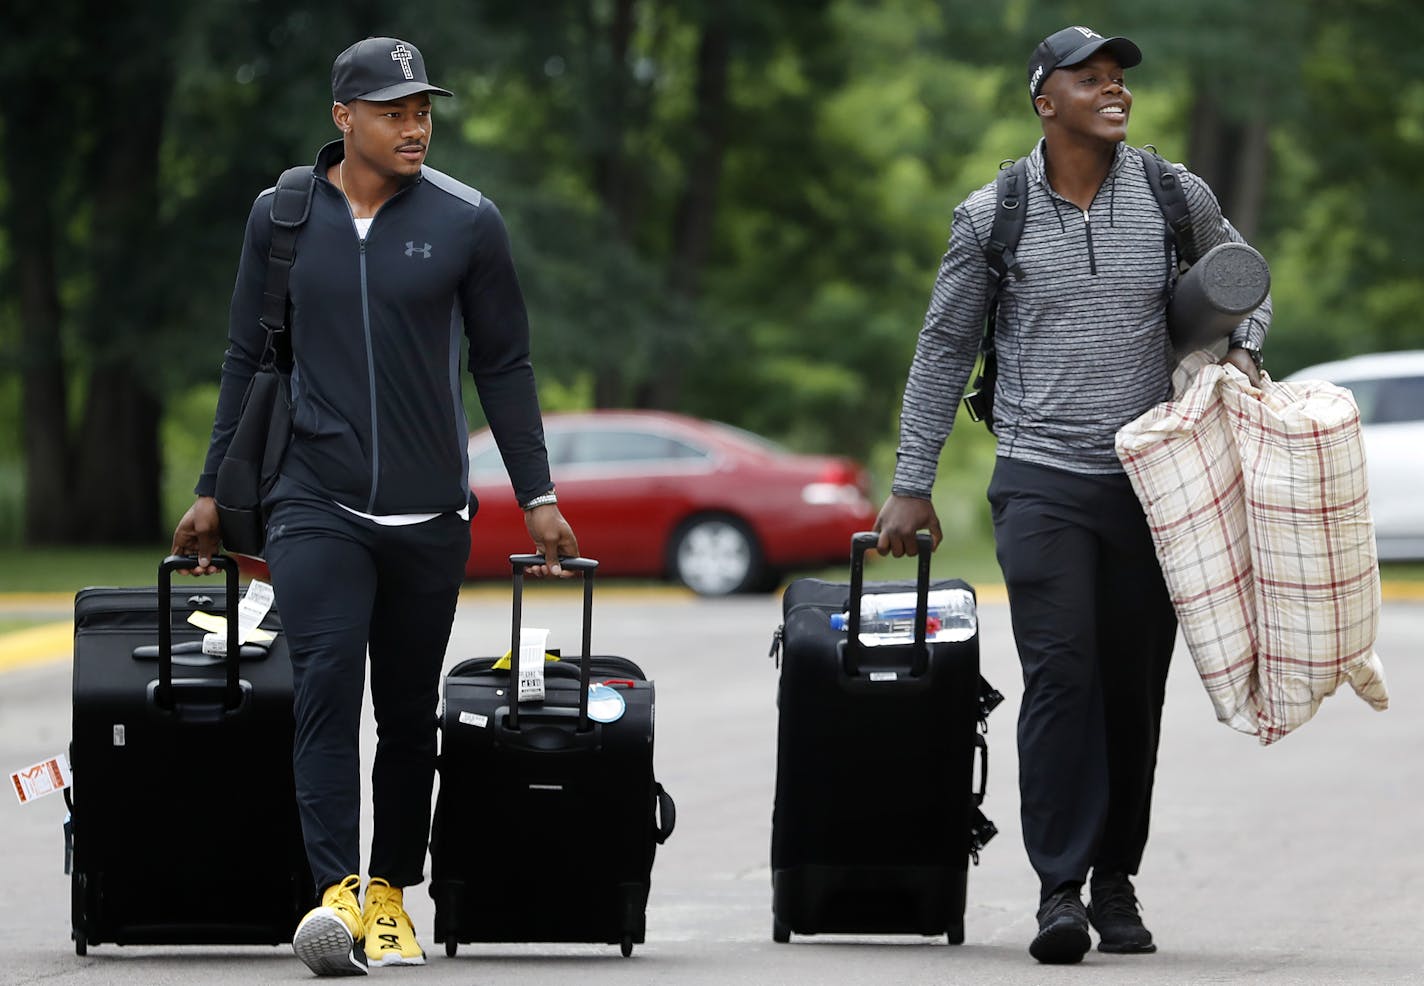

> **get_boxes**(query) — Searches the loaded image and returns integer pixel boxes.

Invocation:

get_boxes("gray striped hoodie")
[892,139,1271,495]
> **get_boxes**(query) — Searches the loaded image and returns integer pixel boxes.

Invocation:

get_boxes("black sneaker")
[1029,886,1091,964]
[1088,872,1156,954]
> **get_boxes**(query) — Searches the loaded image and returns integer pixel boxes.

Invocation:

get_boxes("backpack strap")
[985,157,1029,283]
[259,166,316,367]
[963,158,1029,430]
[1138,146,1198,267]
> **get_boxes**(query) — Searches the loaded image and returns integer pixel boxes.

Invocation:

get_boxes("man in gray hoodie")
[875,25,1269,965]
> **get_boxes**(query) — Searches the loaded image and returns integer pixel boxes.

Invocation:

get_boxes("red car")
[466,410,878,594]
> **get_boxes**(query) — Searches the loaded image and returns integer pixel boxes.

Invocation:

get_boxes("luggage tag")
[586,682,626,724]
[192,579,277,656]
[10,754,71,805]
[496,627,550,703]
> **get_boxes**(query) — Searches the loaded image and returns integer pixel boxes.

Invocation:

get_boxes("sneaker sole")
[294,911,367,977]
[1098,939,1157,954]
[1030,922,1091,964]
[368,951,426,966]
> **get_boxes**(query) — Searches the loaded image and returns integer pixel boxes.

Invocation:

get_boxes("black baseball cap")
[1027,26,1141,108]
[332,37,454,104]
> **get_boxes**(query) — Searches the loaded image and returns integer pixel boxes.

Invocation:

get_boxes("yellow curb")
[0,621,71,673]
[0,592,72,613]
[1382,581,1424,601]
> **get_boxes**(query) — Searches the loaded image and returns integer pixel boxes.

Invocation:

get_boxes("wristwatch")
[1235,342,1264,371]
[521,489,558,511]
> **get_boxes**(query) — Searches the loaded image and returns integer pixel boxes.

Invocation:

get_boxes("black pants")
[987,458,1176,903]
[264,497,469,893]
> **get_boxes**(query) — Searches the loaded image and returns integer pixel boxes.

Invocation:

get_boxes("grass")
[0,545,187,594]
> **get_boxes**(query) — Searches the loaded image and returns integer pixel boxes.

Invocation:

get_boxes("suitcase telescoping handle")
[158,554,242,711]
[508,554,598,731]
[845,531,934,677]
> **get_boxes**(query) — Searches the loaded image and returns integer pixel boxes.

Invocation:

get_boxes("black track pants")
[264,497,470,894]
[987,458,1176,902]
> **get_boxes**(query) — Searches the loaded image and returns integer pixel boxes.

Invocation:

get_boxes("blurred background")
[1,0,1421,591]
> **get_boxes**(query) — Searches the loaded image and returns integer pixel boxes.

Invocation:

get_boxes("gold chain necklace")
[338,159,369,219]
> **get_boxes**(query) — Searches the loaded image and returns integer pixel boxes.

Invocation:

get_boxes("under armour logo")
[391,42,415,80]
[1071,26,1102,40]
[405,241,432,258]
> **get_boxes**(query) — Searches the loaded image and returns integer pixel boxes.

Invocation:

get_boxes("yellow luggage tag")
[188,579,277,654]
[187,612,276,645]
[490,650,560,671]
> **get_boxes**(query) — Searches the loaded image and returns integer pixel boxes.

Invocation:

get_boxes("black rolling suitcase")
[429,555,675,957]
[769,532,1000,944]
[67,555,312,954]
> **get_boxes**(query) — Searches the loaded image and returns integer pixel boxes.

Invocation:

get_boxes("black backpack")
[213,166,314,556]
[962,146,1198,431]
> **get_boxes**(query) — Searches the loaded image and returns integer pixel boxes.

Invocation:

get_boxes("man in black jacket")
[172,37,578,977]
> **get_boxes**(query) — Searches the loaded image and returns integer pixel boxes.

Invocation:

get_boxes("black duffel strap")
[654,783,676,845]
[259,166,315,363]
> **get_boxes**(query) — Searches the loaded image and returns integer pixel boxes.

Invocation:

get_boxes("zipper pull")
[1082,209,1091,225]
[768,625,783,667]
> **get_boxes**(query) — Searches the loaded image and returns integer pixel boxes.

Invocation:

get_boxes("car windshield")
[706,421,790,455]
[1342,376,1424,426]
[556,428,708,466]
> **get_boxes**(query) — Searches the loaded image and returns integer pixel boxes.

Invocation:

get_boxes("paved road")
[1,587,1419,985]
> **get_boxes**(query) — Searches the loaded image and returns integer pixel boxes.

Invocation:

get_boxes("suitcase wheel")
[620,935,633,958]
[772,918,790,944]
[445,939,457,958]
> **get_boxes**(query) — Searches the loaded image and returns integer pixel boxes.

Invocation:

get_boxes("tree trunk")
[590,0,640,407]
[669,19,731,300]
[1227,113,1269,240]
[73,375,164,543]
[642,16,731,409]
[593,0,639,240]
[1186,89,1270,239]
[1,8,78,543]
[70,13,176,543]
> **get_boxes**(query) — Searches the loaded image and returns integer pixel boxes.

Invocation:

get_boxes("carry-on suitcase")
[769,532,1000,944]
[67,555,312,954]
[429,555,675,957]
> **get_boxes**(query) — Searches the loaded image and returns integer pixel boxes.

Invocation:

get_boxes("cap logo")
[391,42,415,80]
[1029,64,1044,98]
[1071,26,1102,40]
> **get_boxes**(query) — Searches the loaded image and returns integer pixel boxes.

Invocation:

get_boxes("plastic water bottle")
[829,588,977,646]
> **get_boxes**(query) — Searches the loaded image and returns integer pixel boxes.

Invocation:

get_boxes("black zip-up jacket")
[197,140,551,513]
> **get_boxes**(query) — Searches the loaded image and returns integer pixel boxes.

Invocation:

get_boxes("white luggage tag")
[516,627,551,703]
[10,754,71,805]
[193,579,276,656]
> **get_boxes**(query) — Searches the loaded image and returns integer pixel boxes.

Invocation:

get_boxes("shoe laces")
[364,879,407,926]
[1091,875,1143,922]
[1039,886,1083,922]
[323,875,363,930]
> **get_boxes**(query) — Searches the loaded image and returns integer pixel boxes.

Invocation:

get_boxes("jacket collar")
[1026,138,1130,190]
[312,139,426,190]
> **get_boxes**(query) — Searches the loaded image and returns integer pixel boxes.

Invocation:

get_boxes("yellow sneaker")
[363,878,426,966]
[293,875,368,977]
